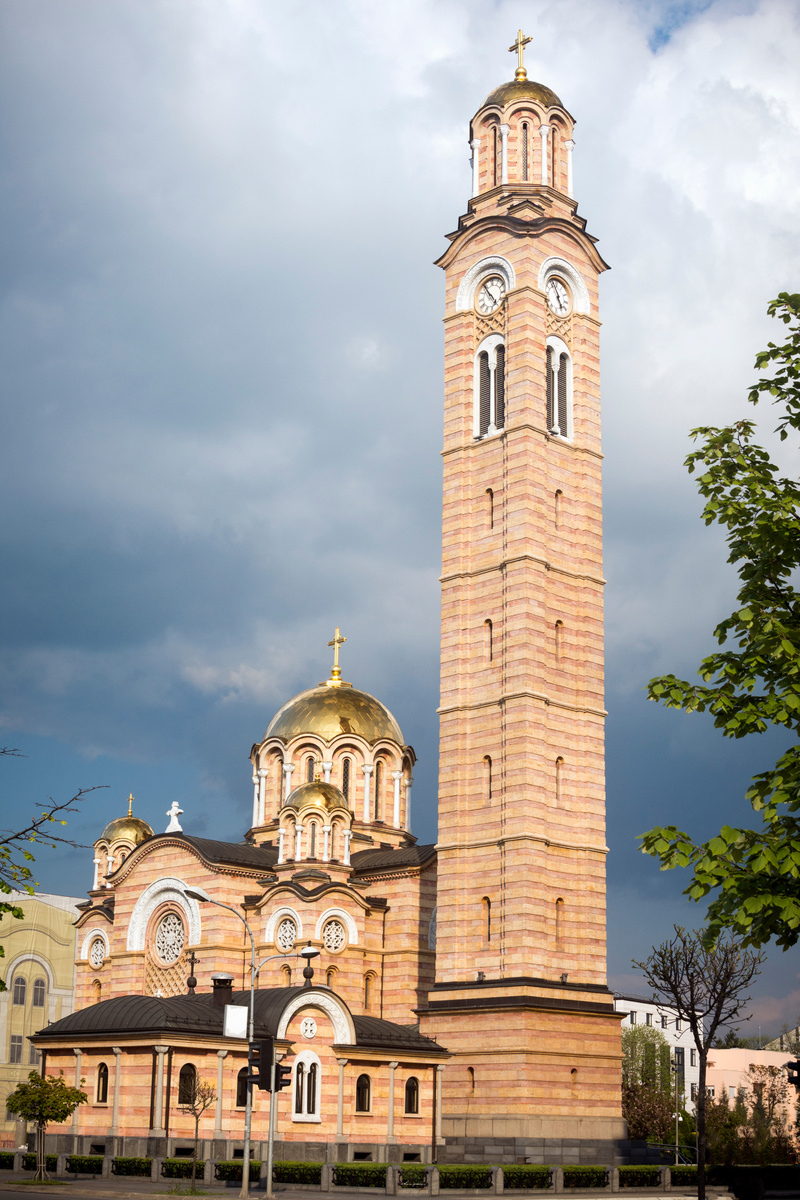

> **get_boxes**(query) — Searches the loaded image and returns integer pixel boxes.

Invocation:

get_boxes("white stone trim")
[126,877,201,952]
[315,907,358,945]
[80,928,110,961]
[473,333,505,439]
[265,906,303,944]
[538,257,590,314]
[291,1048,322,1123]
[456,255,515,312]
[276,990,356,1044]
[4,950,56,990]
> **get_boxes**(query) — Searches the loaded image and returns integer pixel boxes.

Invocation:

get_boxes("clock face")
[546,278,570,316]
[476,275,506,314]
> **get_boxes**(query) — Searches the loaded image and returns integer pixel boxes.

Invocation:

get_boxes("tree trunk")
[697,1052,707,1200]
[191,1115,199,1192]
[36,1119,47,1182]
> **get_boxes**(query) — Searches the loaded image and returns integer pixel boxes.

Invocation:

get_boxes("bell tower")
[419,36,624,1159]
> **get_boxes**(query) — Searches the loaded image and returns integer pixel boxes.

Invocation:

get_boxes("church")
[32,35,626,1167]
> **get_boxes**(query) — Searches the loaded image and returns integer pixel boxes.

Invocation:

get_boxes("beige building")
[0,891,82,1148]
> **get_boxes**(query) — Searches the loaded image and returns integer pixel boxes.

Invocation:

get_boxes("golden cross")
[327,627,346,678]
[508,29,532,79]
[127,792,134,817]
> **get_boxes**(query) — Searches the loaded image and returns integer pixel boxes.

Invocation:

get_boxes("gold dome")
[99,816,154,845]
[480,78,562,112]
[265,684,403,745]
[285,781,349,813]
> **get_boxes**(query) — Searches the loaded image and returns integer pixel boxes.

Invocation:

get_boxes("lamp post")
[183,886,319,1198]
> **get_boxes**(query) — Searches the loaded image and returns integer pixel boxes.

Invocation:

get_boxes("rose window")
[89,938,105,968]
[155,912,185,964]
[276,917,297,952]
[322,919,346,953]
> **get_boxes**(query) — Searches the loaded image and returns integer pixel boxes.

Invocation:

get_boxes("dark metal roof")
[172,835,278,870]
[33,987,446,1054]
[350,844,436,873]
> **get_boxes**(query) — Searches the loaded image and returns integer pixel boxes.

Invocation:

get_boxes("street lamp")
[183,887,319,1198]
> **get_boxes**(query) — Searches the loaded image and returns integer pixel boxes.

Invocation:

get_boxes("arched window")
[486,488,494,529]
[12,976,26,1006]
[555,489,563,528]
[355,1074,371,1113]
[308,822,317,859]
[306,756,314,783]
[493,125,499,186]
[32,978,46,1007]
[178,1063,196,1105]
[485,619,493,662]
[374,760,382,821]
[474,336,505,438]
[275,758,284,802]
[236,1066,248,1108]
[482,896,492,943]
[555,621,563,663]
[96,1063,109,1104]
[342,758,351,803]
[521,122,529,181]
[326,968,336,989]
[405,1076,420,1114]
[363,973,373,1012]
[281,964,292,986]
[483,756,492,803]
[556,898,565,944]
[556,758,564,807]
[467,1066,475,1092]
[546,338,572,438]
[295,1062,305,1114]
[307,1062,317,1115]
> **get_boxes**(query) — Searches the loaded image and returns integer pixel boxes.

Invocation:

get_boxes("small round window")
[89,938,105,968]
[322,919,346,953]
[155,912,185,964]
[276,917,297,952]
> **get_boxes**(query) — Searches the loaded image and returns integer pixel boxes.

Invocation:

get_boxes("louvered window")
[558,353,568,435]
[307,1063,317,1114]
[495,344,505,428]
[493,126,499,186]
[342,757,350,801]
[479,352,491,436]
[546,346,554,429]
[374,761,382,821]
[522,123,528,181]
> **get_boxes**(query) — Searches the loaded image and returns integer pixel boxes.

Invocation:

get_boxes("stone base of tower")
[419,981,626,1165]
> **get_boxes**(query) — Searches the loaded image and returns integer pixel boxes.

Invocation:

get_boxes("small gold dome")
[480,78,562,111]
[99,816,154,846]
[265,684,403,746]
[285,781,348,813]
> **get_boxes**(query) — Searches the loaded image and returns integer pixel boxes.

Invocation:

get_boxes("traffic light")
[786,1061,800,1091]
[249,1037,273,1091]
[275,1060,292,1092]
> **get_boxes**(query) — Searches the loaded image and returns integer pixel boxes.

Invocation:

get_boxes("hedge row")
[272,1161,322,1184]
[214,1160,262,1182]
[0,1153,14,1170]
[438,1165,493,1189]
[162,1158,205,1179]
[22,1154,58,1171]
[503,1166,553,1190]
[333,1163,389,1187]
[65,1155,104,1174]
[399,1164,429,1189]
[112,1157,153,1176]
[562,1166,610,1189]
[618,1166,660,1188]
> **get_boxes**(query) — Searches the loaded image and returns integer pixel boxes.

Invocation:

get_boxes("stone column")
[336,1059,348,1139]
[283,761,295,801]
[404,779,413,831]
[321,761,333,783]
[549,350,560,435]
[499,124,509,184]
[294,823,303,862]
[92,857,101,890]
[110,1047,122,1135]
[435,1065,445,1143]
[488,354,497,434]
[152,1045,169,1135]
[72,1050,83,1132]
[539,124,550,186]
[251,773,259,827]
[258,769,268,824]
[105,852,114,885]
[343,830,352,866]
[277,828,285,865]
[391,772,402,828]
[214,1051,228,1139]
[387,1062,398,1143]
[362,765,373,823]
[470,138,480,197]
[322,825,331,863]
[565,139,575,198]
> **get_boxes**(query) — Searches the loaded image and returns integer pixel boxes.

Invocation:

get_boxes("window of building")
[661,1015,668,1029]
[474,336,506,438]
[96,1063,109,1104]
[322,919,346,953]
[645,1013,652,1026]
[555,620,563,662]
[32,978,46,1007]
[237,1067,248,1108]
[467,1066,475,1092]
[485,619,493,662]
[306,756,314,783]
[405,1077,420,1114]
[276,917,297,952]
[363,973,373,1012]
[28,1042,38,1065]
[521,122,529,181]
[690,1049,696,1067]
[691,1083,698,1101]
[355,1074,371,1113]
[9,1036,23,1064]
[342,758,351,803]
[482,896,491,943]
[374,760,382,821]
[554,489,563,528]
[487,488,494,529]
[308,822,317,858]
[12,976,26,1006]
[483,756,492,803]
[295,1062,305,1113]
[706,1086,715,1098]
[555,757,563,807]
[281,965,292,986]
[546,339,572,438]
[675,1019,682,1032]
[326,968,336,989]
[674,1048,685,1078]
[729,1086,737,1100]
[178,1064,197,1105]
[629,1012,636,1025]
[555,898,564,944]
[306,1063,317,1115]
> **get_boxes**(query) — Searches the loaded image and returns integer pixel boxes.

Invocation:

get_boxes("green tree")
[622,1024,672,1092]
[640,293,800,949]
[5,1071,87,1180]
[176,1076,216,1191]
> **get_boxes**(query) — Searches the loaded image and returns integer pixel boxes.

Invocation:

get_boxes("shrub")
[399,1164,429,1189]
[0,1152,14,1170]
[66,1155,104,1175]
[112,1157,152,1176]
[562,1166,609,1188]
[161,1158,205,1179]
[272,1161,322,1184]
[333,1163,388,1187]
[502,1165,553,1189]
[22,1154,57,1171]
[214,1161,262,1183]
[438,1165,493,1189]
[618,1166,660,1188]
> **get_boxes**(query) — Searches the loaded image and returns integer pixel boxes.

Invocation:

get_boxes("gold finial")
[127,792,134,817]
[508,29,532,81]
[326,627,347,686]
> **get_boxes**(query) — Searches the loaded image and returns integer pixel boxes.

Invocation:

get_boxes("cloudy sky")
[2,0,800,1031]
